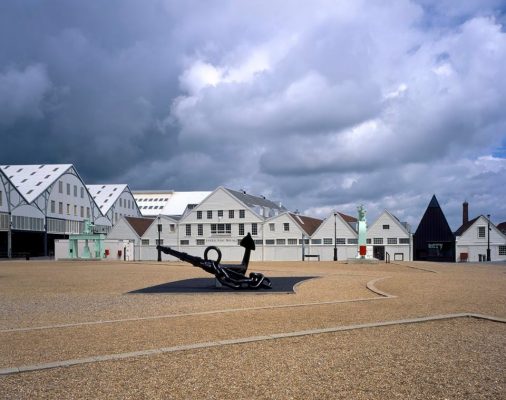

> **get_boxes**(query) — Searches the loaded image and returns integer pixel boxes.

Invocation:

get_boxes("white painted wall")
[455,216,506,262]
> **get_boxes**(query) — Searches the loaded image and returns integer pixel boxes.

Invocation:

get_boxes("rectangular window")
[239,210,245,219]
[311,239,322,244]
[383,225,390,230]
[229,210,234,219]
[499,246,506,256]
[74,185,77,197]
[197,211,202,219]
[80,206,84,218]
[58,181,63,193]
[66,204,70,215]
[348,238,358,244]
[239,223,244,236]
[283,223,289,232]
[170,224,176,232]
[373,238,384,244]
[141,239,149,246]
[196,239,205,246]
[269,223,275,232]
[198,224,203,236]
[287,239,298,245]
[336,238,346,245]
[399,238,410,244]
[67,183,70,195]
[323,238,333,245]
[207,210,212,219]
[115,213,118,223]
[366,238,372,244]
[478,226,486,238]
[86,207,90,218]
[186,224,191,236]
[81,187,84,198]
[119,198,123,207]
[180,240,189,246]
[155,239,164,246]
[265,239,275,245]
[73,205,77,216]
[218,210,223,217]
[210,224,231,234]
[59,202,63,214]
[299,238,310,245]
[387,238,398,244]
[251,223,258,236]
[276,239,286,245]
[50,200,55,213]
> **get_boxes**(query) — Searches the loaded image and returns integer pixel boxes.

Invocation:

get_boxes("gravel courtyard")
[0,260,505,399]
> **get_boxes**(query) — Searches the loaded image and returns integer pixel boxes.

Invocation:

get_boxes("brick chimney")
[463,201,469,225]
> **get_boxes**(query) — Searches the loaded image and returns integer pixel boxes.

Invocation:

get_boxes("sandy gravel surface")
[0,259,505,399]
[1,319,504,399]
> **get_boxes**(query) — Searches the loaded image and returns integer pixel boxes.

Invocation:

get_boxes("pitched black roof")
[414,195,455,243]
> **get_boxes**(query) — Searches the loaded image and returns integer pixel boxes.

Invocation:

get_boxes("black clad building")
[414,195,455,262]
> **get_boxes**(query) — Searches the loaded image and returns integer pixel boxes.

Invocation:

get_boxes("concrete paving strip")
[0,277,394,333]
[1,313,504,376]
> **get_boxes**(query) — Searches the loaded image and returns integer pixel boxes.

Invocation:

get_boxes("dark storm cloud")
[1,0,506,228]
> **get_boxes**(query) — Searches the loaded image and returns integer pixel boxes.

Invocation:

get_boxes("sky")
[1,0,506,230]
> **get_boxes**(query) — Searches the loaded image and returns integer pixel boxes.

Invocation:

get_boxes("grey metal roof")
[225,188,287,212]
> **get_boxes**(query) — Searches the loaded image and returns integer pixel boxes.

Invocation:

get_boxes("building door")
[373,246,385,260]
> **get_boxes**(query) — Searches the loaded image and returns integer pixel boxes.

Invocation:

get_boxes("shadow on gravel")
[128,276,316,294]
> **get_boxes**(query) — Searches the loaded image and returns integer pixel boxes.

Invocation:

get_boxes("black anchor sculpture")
[157,233,272,290]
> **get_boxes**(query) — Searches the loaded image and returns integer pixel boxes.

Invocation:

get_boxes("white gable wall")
[311,214,358,261]
[367,211,412,261]
[456,216,506,262]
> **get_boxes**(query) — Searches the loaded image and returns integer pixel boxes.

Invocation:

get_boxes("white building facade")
[455,215,506,262]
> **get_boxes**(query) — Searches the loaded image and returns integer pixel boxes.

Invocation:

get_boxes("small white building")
[455,215,506,262]
[366,210,413,261]
[310,212,358,261]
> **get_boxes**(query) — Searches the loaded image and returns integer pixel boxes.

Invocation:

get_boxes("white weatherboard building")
[366,210,413,261]
[455,215,506,262]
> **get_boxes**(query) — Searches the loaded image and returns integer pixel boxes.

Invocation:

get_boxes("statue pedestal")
[345,258,380,264]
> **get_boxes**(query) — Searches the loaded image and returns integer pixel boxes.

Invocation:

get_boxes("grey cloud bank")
[1,0,505,230]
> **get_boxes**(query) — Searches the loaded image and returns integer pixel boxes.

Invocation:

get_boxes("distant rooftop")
[133,191,211,216]
[87,184,128,214]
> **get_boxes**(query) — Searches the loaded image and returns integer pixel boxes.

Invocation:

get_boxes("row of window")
[196,210,246,220]
[185,223,257,236]
[366,238,411,244]
[50,201,91,219]
[12,215,44,231]
[141,238,411,246]
[136,197,170,202]
[118,198,135,210]
[58,181,85,199]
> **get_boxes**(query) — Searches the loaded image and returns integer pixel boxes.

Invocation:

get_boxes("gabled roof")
[225,188,287,215]
[338,212,357,224]
[87,184,129,214]
[454,216,480,236]
[125,216,155,237]
[0,164,73,203]
[369,210,411,234]
[414,195,454,243]
[289,213,323,236]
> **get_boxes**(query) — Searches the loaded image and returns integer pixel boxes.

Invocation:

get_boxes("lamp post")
[333,212,338,261]
[487,214,491,262]
[157,216,162,262]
